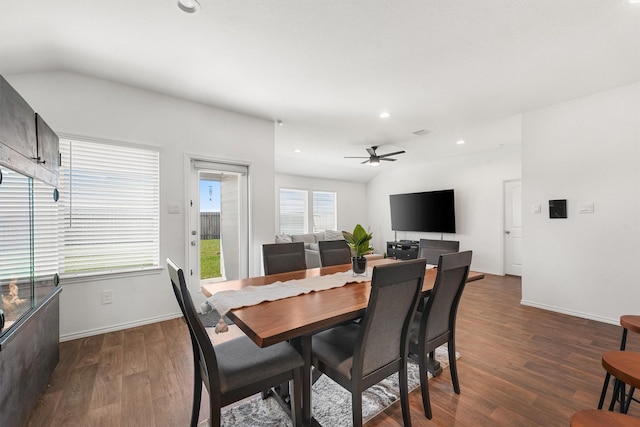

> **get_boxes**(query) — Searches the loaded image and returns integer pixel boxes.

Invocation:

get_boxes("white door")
[504,179,522,276]
[188,159,249,297]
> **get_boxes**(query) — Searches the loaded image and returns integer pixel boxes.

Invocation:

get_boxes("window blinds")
[58,139,159,274]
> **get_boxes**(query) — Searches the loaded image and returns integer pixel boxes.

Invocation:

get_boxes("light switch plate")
[167,202,181,214]
[578,202,594,214]
[531,203,541,214]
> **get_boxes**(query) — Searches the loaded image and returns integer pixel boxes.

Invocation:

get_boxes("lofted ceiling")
[0,0,638,183]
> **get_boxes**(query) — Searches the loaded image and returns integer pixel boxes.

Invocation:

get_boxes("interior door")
[504,179,522,276]
[188,159,249,298]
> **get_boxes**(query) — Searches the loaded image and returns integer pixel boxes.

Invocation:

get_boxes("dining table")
[201,258,484,426]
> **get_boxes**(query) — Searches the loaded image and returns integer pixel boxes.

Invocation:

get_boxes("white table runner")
[207,269,372,333]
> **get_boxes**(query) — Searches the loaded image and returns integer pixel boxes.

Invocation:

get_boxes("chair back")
[167,258,221,392]
[318,239,351,267]
[421,251,472,347]
[262,242,307,275]
[354,259,426,377]
[418,239,460,265]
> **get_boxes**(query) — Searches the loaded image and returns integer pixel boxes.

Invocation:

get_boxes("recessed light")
[177,0,200,13]
[379,112,392,119]
[456,140,465,145]
[293,149,301,153]
[626,0,640,4]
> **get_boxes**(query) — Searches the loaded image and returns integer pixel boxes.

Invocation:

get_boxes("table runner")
[206,269,372,333]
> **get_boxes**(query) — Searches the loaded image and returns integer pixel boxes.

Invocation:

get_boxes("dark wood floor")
[28,274,640,426]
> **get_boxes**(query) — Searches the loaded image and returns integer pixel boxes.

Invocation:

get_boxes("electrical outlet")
[101,290,113,305]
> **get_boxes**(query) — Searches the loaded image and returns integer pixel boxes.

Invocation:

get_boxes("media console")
[386,241,419,260]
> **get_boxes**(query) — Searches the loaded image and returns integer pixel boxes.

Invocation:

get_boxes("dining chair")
[167,258,304,427]
[408,250,472,419]
[311,258,427,427]
[318,239,351,267]
[599,315,640,412]
[417,238,460,265]
[262,242,307,275]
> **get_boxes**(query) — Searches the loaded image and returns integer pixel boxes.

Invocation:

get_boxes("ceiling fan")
[344,146,406,166]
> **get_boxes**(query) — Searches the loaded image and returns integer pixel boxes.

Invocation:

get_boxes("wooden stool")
[599,316,640,412]
[570,409,640,427]
[620,316,640,350]
[599,351,640,413]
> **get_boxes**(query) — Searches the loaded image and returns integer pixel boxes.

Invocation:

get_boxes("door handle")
[191,241,197,246]
[505,231,511,235]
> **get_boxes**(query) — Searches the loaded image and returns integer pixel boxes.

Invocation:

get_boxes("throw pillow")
[291,234,315,244]
[313,232,325,242]
[275,234,293,243]
[324,230,345,241]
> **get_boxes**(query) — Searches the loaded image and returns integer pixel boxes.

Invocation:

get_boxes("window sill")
[59,266,163,285]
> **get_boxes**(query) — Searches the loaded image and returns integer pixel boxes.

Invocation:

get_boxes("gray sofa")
[275,230,345,268]
[274,230,384,268]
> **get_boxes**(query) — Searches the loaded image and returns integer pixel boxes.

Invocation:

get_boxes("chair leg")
[448,340,460,394]
[624,387,636,414]
[598,372,611,409]
[399,362,412,427]
[418,350,433,419]
[609,379,621,411]
[209,392,222,427]
[290,368,303,427]
[190,366,203,427]
[352,391,363,427]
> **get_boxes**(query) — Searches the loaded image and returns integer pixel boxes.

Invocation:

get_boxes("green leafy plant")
[342,224,373,258]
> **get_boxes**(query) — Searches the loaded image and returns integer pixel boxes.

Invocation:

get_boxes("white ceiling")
[1,0,638,183]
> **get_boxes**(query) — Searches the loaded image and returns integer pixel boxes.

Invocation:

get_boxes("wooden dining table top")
[201,258,484,348]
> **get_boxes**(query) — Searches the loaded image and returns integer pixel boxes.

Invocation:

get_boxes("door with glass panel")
[188,160,249,297]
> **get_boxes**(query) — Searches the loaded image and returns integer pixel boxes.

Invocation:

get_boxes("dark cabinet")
[36,113,60,176]
[0,75,58,187]
[0,75,37,160]
[387,241,419,260]
[0,73,60,427]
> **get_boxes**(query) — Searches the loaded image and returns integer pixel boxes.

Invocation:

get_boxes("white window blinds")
[279,188,308,235]
[58,139,159,275]
[312,191,337,232]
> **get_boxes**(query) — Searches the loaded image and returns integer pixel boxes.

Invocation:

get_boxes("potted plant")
[342,224,373,275]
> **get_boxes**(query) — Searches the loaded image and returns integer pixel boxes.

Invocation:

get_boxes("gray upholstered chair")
[408,250,472,419]
[262,242,307,275]
[417,239,460,265]
[318,239,351,267]
[167,258,304,427]
[311,259,427,427]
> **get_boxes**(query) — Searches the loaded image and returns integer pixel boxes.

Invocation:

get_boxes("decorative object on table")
[342,224,373,276]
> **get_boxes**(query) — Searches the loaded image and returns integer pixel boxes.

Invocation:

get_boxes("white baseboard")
[520,299,618,325]
[60,312,183,342]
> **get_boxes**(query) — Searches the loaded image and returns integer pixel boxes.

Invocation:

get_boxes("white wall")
[366,145,521,275]
[275,173,367,234]
[521,82,640,324]
[7,71,276,340]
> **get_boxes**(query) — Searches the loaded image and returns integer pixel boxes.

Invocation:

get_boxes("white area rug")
[215,345,457,426]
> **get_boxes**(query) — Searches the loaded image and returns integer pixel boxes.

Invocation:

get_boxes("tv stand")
[387,241,419,260]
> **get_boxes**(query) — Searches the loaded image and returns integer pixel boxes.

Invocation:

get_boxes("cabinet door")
[0,75,37,160]
[35,113,59,175]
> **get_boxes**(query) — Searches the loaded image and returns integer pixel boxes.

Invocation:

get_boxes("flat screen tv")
[389,189,456,233]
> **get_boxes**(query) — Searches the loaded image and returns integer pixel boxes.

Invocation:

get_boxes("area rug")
[216,345,457,426]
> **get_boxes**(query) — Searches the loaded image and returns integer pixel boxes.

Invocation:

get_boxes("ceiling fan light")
[369,159,380,166]
[178,0,200,13]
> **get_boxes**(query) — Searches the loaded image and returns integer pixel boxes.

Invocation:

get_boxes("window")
[58,138,159,275]
[279,188,337,234]
[312,191,337,232]
[279,189,307,235]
